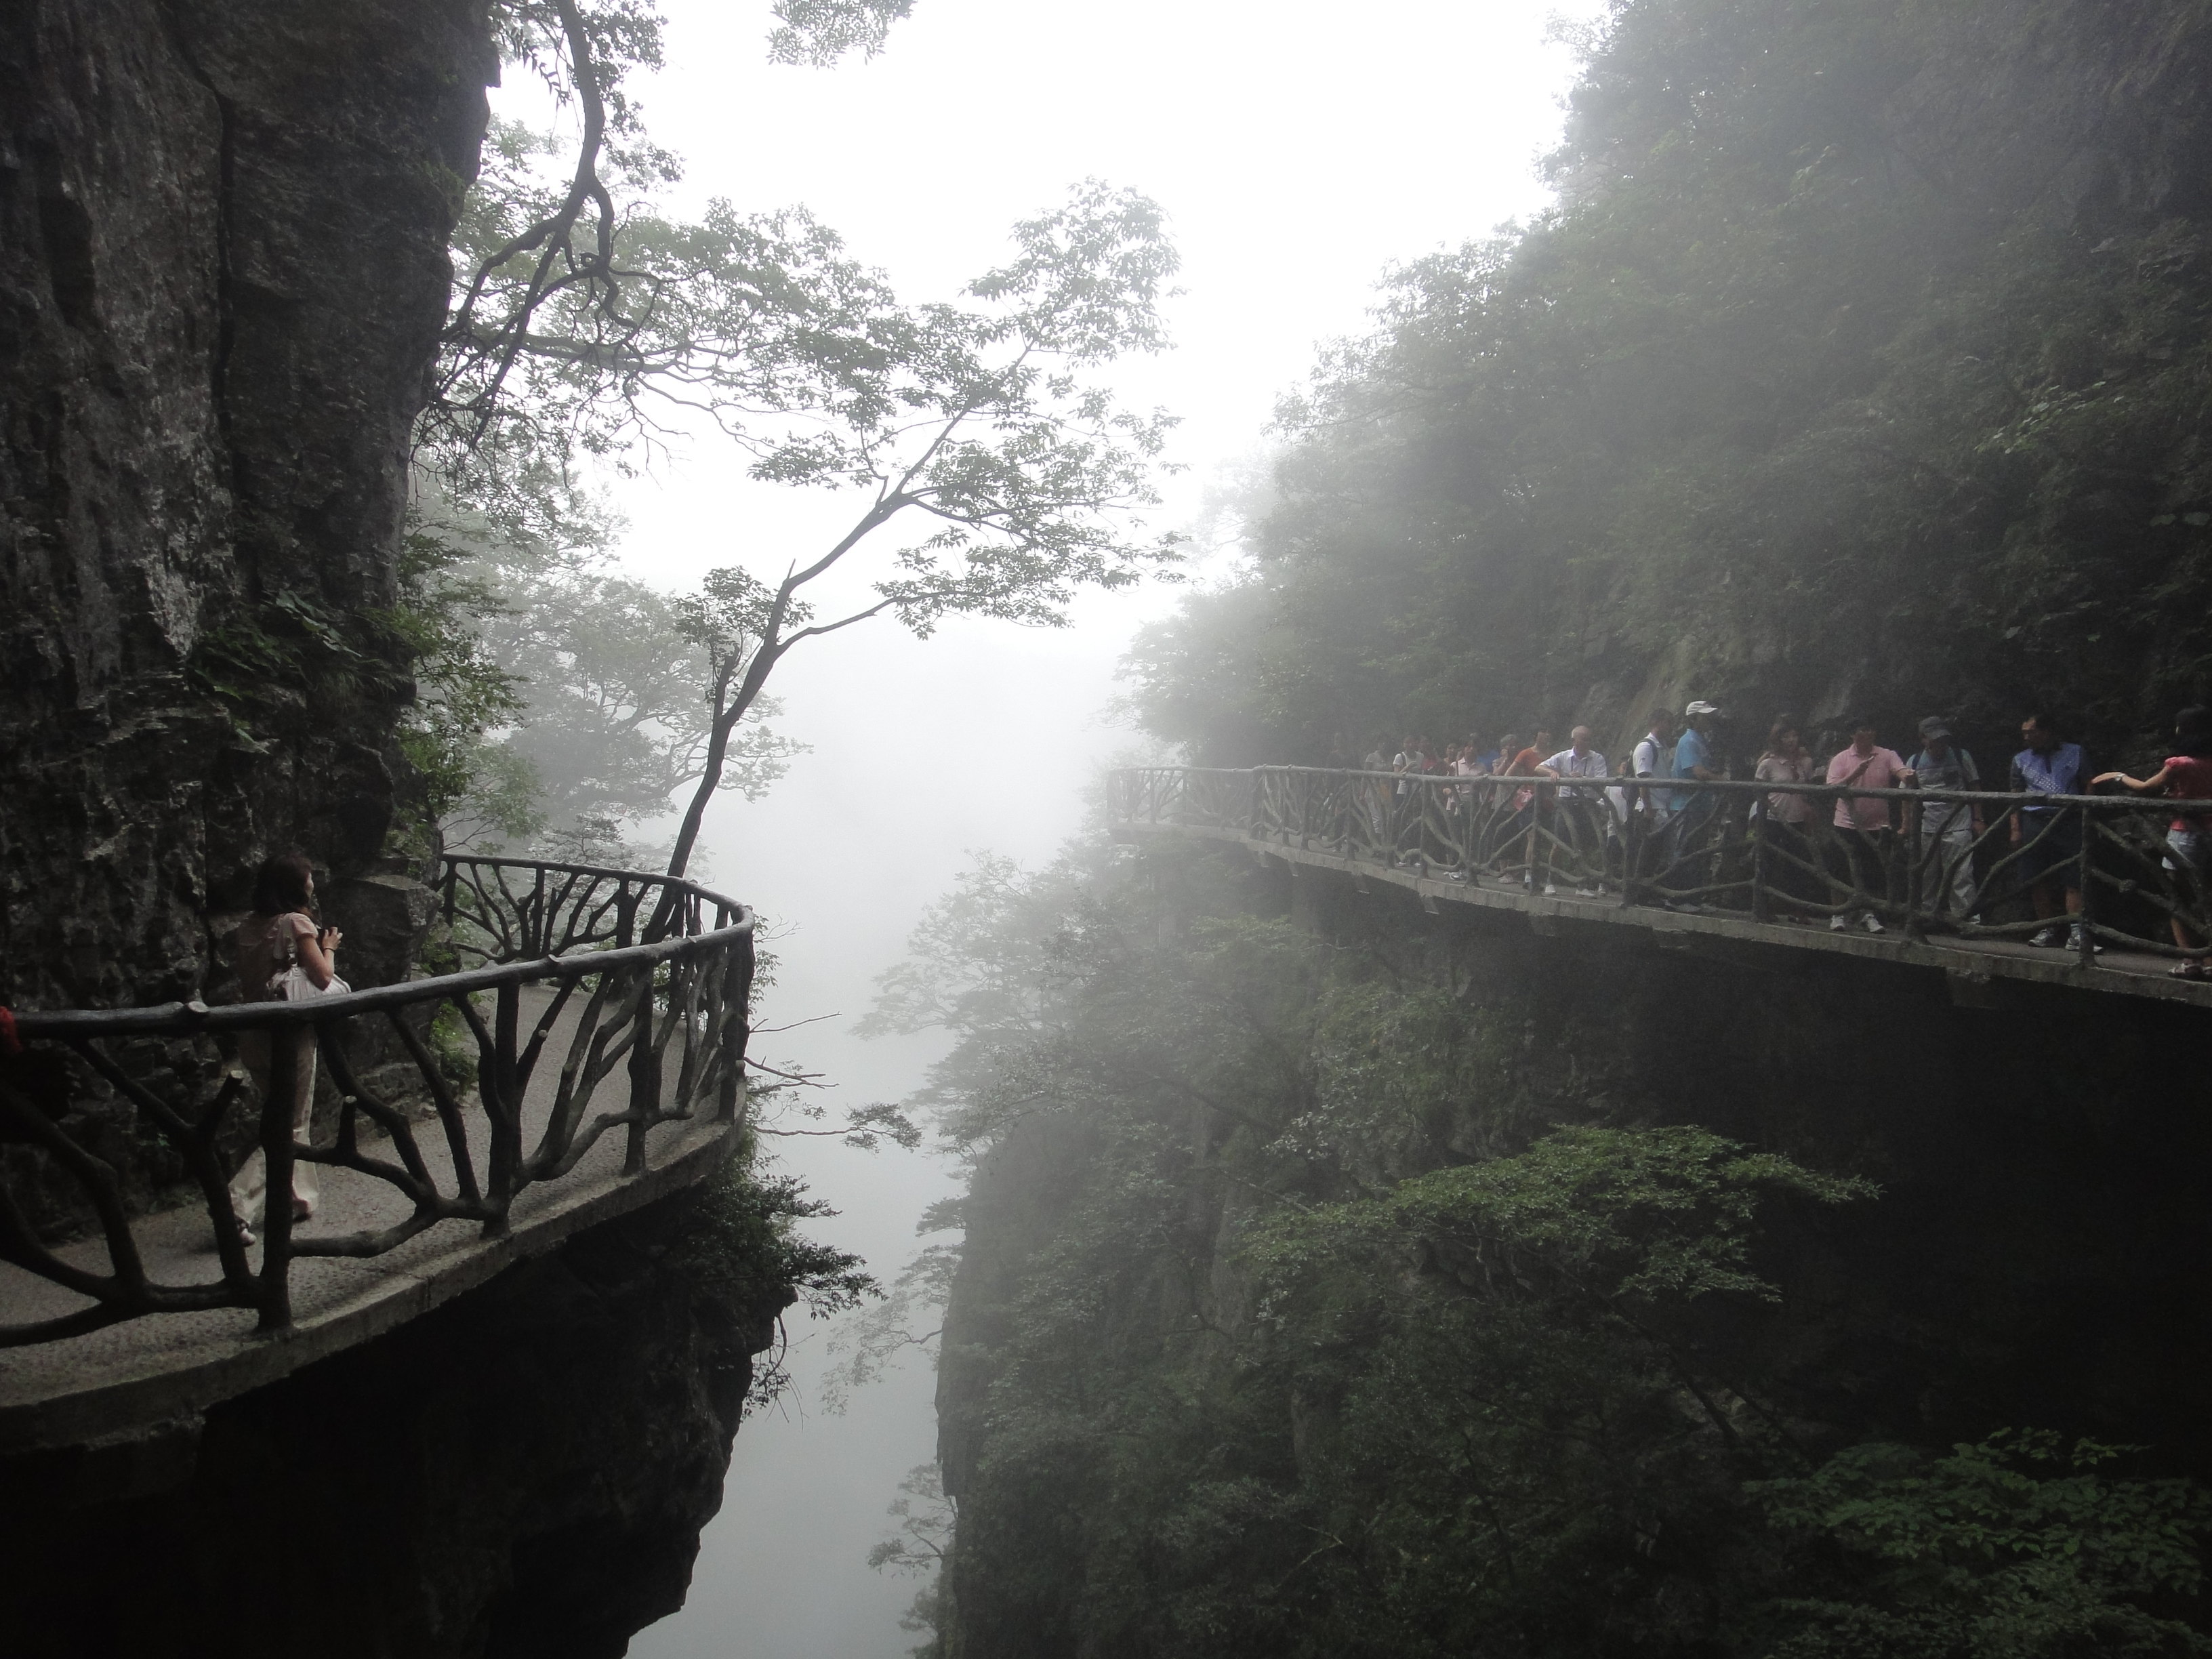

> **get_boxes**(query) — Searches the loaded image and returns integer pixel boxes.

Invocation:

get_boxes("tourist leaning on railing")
[2093,705,2212,979]
[2010,712,2097,954]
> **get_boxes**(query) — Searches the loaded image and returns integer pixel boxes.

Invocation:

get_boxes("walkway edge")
[0,1117,743,1455]
[1123,821,2212,1012]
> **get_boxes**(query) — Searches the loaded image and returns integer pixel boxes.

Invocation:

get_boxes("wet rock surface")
[1,0,493,1229]
[1,0,493,1017]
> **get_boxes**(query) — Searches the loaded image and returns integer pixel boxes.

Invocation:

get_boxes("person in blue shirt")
[1659,701,1725,907]
[2008,711,2096,951]
[1672,702,1723,810]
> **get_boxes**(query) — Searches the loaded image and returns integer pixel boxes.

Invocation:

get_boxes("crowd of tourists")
[1320,702,2212,977]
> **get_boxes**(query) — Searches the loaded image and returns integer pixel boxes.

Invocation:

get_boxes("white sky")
[523,2,1600,1654]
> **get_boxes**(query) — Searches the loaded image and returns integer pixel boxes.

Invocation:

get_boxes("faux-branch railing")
[1109,766,2212,970]
[0,856,754,1346]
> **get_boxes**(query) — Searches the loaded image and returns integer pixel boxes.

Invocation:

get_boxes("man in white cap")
[1659,701,1725,907]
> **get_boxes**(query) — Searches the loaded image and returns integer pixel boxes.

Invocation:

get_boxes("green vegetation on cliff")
[886,838,2212,1658]
[1126,0,2212,763]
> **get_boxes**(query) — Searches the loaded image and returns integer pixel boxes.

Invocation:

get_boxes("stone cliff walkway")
[0,985,739,1454]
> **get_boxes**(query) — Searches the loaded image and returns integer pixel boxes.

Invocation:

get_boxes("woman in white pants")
[226,853,344,1246]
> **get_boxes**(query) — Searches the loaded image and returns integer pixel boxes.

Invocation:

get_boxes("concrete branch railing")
[0,855,754,1346]
[1109,766,2212,970]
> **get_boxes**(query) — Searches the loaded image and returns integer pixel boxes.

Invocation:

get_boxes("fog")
[506,1,1599,1652]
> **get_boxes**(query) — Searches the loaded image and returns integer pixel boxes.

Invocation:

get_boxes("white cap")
[1684,700,1721,718]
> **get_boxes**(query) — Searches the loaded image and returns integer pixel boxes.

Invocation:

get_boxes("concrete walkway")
[0,986,740,1452]
[1129,821,2212,1014]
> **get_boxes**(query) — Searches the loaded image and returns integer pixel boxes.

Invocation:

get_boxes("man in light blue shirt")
[1660,701,1725,908]
[1671,701,1723,812]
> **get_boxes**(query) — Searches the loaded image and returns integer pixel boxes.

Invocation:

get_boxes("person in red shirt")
[2093,705,2212,977]
[1502,728,1554,888]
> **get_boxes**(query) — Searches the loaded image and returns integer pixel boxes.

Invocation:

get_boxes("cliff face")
[0,1185,782,1659]
[0,0,494,1012]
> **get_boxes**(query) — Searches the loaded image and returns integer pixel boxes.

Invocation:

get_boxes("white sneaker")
[2067,926,2104,955]
[1542,882,1558,897]
[1861,914,1885,935]
[2029,925,2064,948]
[1829,914,1847,933]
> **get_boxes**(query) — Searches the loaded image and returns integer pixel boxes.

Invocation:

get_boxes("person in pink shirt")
[1823,718,1914,934]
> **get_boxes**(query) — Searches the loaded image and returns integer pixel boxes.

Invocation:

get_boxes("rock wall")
[0,0,494,1014]
[0,1185,781,1659]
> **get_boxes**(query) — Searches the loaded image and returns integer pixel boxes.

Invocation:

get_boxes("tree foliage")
[1124,0,2212,766]
[865,836,2212,1658]
[402,3,1183,874]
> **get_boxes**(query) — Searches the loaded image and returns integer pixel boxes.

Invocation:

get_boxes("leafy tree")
[657,180,1183,876]
[1750,1433,2212,1659]
[1124,0,2212,768]
[664,1160,879,1415]
[869,1462,957,1659]
[865,835,2212,1658]
[406,3,1183,876]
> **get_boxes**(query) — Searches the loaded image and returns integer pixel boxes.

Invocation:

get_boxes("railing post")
[1750,809,1771,924]
[1621,784,1646,910]
[483,980,522,1234]
[255,1022,300,1330]
[2075,802,2097,969]
[1902,796,1920,942]
[716,935,752,1124]
[626,966,659,1174]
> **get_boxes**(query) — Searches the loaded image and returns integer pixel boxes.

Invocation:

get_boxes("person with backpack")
[2093,705,2212,977]
[1631,709,1678,830]
[1907,715,1984,925]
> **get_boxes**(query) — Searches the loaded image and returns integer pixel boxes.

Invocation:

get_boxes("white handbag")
[267,919,350,1002]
